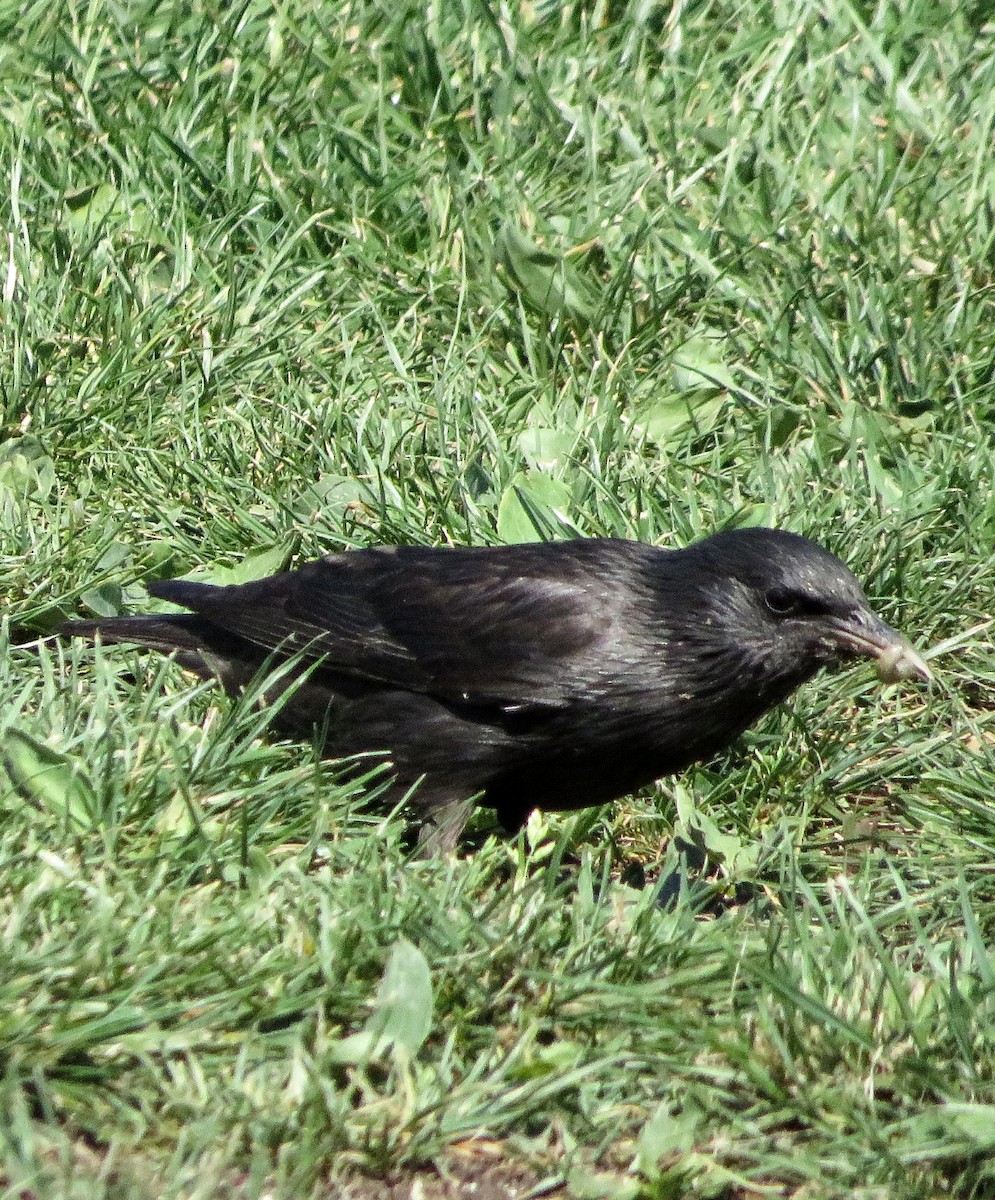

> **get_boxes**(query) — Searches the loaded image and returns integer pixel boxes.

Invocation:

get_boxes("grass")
[2,0,995,1195]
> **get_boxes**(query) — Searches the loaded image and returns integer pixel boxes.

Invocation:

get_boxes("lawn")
[2,0,995,1196]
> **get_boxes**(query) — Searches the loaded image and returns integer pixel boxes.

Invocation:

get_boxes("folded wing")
[146,543,633,712]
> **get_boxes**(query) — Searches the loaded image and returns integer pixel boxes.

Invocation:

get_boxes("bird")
[60,527,930,852]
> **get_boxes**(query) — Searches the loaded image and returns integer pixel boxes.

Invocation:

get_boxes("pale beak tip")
[876,642,932,685]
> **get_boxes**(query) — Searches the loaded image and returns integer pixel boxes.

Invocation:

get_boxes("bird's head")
[674,527,930,694]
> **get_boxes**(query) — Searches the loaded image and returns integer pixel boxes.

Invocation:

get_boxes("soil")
[337,1142,568,1199]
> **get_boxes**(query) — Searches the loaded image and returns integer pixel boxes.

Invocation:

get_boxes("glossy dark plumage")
[61,528,929,850]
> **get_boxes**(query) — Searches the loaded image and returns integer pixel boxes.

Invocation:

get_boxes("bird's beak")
[829,611,931,684]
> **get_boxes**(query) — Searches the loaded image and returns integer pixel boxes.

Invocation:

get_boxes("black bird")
[61,528,929,851]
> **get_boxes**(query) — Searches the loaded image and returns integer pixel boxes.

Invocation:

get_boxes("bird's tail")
[59,613,217,657]
[58,613,255,686]
[60,612,335,728]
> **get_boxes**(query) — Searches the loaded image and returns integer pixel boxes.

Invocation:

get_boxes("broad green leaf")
[630,329,735,444]
[370,938,433,1054]
[945,1104,995,1146]
[496,224,597,324]
[518,426,575,472]
[0,436,57,502]
[725,504,776,529]
[861,452,904,508]
[225,544,295,585]
[160,543,295,592]
[2,729,97,829]
[497,471,573,543]
[63,182,119,231]
[636,392,725,446]
[154,791,201,838]
[292,475,369,521]
[330,939,433,1063]
[80,541,134,615]
[513,1037,585,1080]
[675,785,758,873]
[0,434,51,469]
[566,1168,640,1200]
[80,583,124,617]
[95,541,133,572]
[637,1100,698,1178]
[895,1103,995,1157]
[672,331,736,395]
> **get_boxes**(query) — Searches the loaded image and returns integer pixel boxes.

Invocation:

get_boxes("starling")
[61,528,929,850]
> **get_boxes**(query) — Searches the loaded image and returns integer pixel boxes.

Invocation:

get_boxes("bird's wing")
[149,545,627,710]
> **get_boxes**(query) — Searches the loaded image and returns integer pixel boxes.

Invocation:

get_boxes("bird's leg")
[414,796,479,857]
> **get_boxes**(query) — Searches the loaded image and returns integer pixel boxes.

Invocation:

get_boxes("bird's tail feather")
[59,613,218,657]
[58,614,260,686]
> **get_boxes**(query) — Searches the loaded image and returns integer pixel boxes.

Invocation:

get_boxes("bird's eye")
[764,587,827,617]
